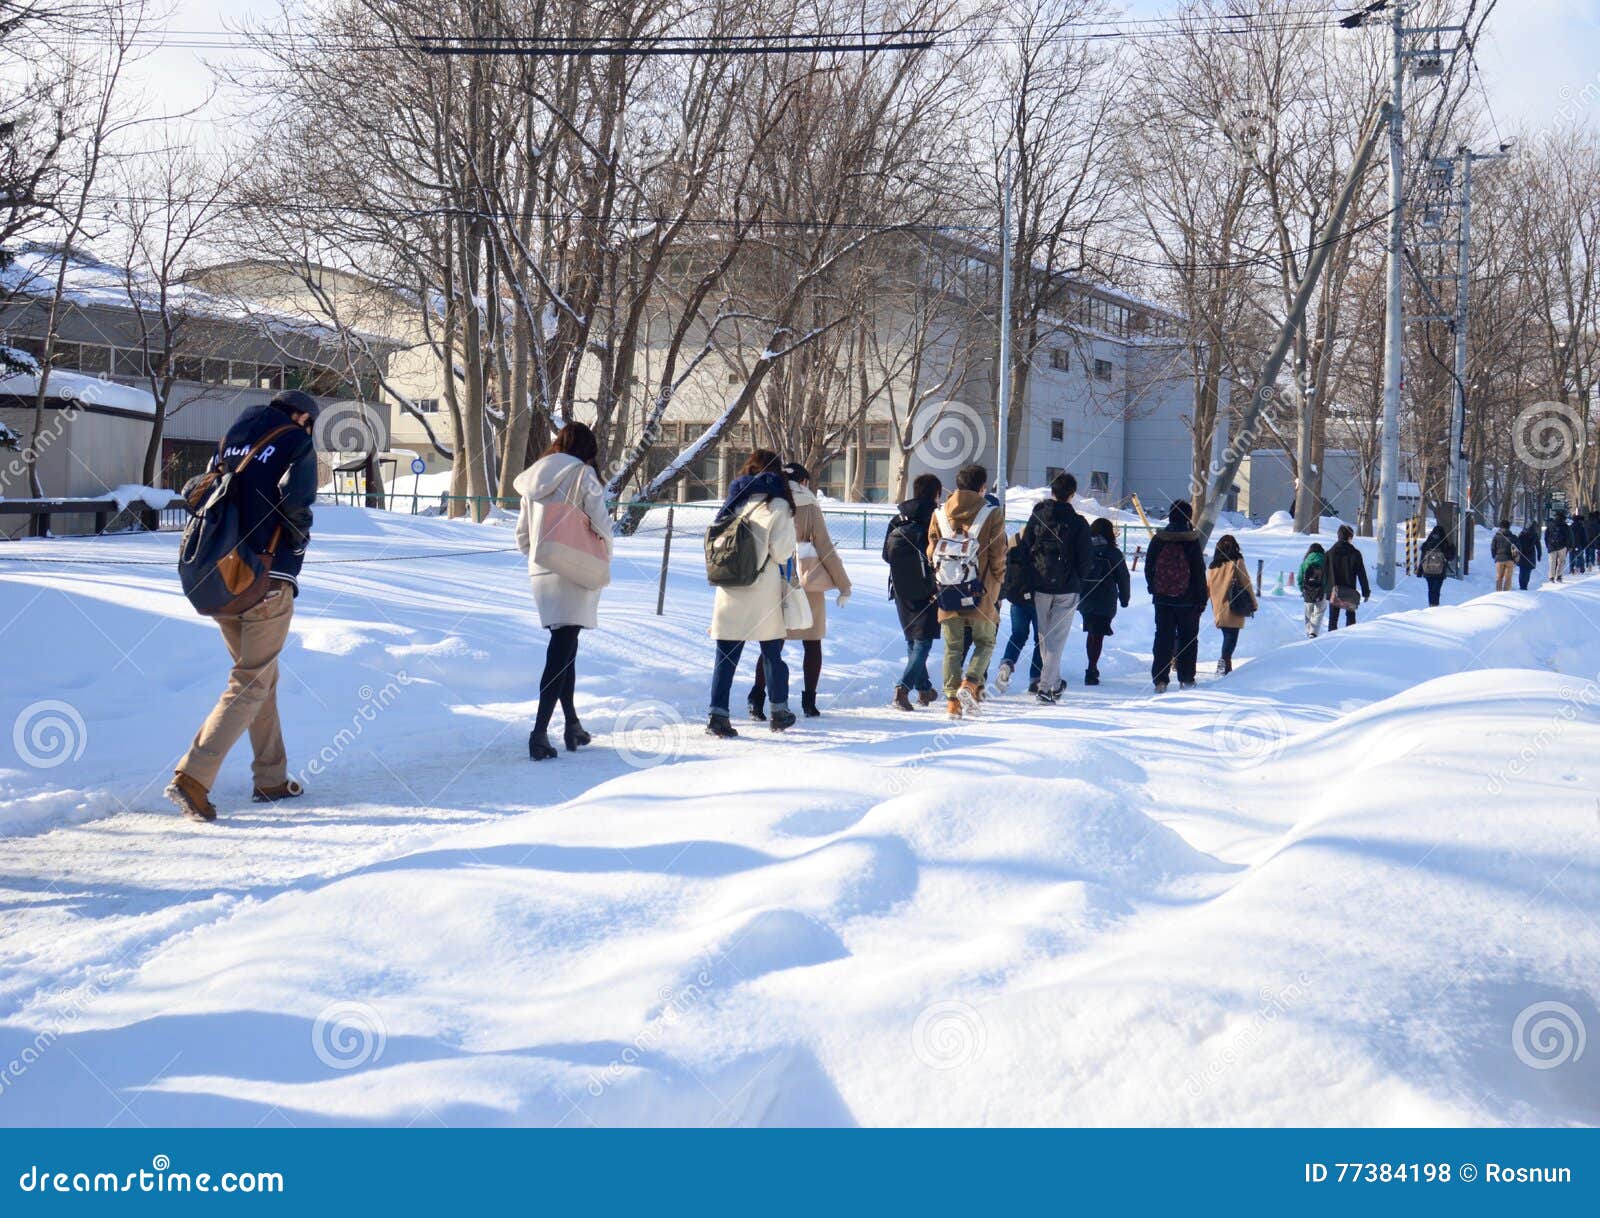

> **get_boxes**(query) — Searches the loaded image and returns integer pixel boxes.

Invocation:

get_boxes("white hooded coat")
[709,494,797,642]
[513,453,613,629]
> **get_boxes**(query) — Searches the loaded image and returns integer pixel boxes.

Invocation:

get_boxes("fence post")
[861,511,868,549]
[656,507,675,616]
[1255,558,1264,595]
[1131,544,1143,572]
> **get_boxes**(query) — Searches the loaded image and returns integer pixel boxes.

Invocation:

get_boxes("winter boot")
[1179,680,1197,690]
[564,721,592,752]
[1215,659,1228,676]
[252,779,304,803]
[959,679,983,716]
[801,691,821,718]
[995,661,1014,693]
[1036,686,1060,705]
[946,696,963,718]
[529,730,558,761]
[1084,667,1100,686]
[706,713,739,739]
[891,685,916,712]
[746,694,767,722]
[165,772,216,823]
[1027,680,1039,695]
[1153,681,1169,694]
[769,706,798,733]
[918,687,938,706]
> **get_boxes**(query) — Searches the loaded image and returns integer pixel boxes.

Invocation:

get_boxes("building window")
[1094,358,1113,381]
[203,358,230,384]
[863,448,891,503]
[1044,466,1064,483]
[413,397,440,414]
[1049,419,1064,442]
[114,347,149,377]
[1090,470,1110,494]
[174,355,205,383]
[1048,348,1069,372]
[76,344,111,374]
[226,361,257,387]
[727,371,741,385]
[257,366,284,391]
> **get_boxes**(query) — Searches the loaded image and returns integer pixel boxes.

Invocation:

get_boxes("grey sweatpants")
[1034,591,1080,694]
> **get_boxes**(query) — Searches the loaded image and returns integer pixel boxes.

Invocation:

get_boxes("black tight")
[751,639,820,702]
[1085,633,1105,667]
[535,625,581,735]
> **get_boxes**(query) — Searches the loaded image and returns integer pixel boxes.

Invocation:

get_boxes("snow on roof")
[0,367,158,415]
[0,243,370,348]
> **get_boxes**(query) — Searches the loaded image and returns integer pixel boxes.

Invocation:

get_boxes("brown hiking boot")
[165,772,216,823]
[946,696,963,718]
[252,779,305,803]
[959,679,983,715]
[918,687,938,707]
[891,685,916,712]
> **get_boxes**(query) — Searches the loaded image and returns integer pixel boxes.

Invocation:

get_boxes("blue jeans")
[899,637,936,693]
[1000,601,1043,684]
[710,639,787,716]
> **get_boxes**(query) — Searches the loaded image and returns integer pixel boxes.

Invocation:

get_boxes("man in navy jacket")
[168,391,319,821]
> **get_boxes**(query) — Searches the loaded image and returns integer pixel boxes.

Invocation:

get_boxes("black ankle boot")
[801,691,820,718]
[529,730,558,760]
[706,713,739,739]
[564,721,591,752]
[746,695,767,722]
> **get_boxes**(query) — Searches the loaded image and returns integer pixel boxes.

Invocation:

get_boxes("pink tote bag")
[530,465,611,590]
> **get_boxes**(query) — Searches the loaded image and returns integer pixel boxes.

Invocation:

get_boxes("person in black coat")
[1586,509,1600,567]
[1515,521,1541,590]
[1545,511,1570,584]
[883,474,943,710]
[1569,511,1589,575]
[996,531,1042,693]
[1418,524,1456,606]
[1078,516,1130,686]
[169,391,320,822]
[1144,499,1208,691]
[1017,472,1092,701]
[1324,524,1371,630]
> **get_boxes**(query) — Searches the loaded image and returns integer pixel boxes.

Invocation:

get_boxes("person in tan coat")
[748,462,851,718]
[925,463,1008,716]
[1205,533,1257,676]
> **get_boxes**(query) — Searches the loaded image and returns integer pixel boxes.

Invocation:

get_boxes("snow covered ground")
[0,503,1596,1127]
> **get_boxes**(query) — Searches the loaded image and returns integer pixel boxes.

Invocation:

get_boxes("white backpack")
[932,504,995,611]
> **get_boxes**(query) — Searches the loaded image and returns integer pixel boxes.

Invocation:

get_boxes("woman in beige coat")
[1205,533,1257,676]
[707,450,799,738]
[748,462,851,719]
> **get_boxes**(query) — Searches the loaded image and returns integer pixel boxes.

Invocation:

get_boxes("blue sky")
[137,1,1600,145]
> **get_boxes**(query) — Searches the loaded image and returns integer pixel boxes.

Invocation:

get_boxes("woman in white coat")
[514,422,613,760]
[707,449,798,739]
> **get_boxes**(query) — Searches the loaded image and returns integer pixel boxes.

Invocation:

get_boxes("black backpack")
[178,424,298,617]
[705,502,767,587]
[884,516,936,604]
[1030,522,1071,593]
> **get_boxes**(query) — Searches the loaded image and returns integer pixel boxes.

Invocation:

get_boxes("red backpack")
[1150,542,1191,599]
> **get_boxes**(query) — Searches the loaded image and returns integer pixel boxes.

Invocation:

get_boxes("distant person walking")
[1206,534,1256,675]
[749,462,850,719]
[1324,525,1371,631]
[1515,521,1541,590]
[1569,511,1589,575]
[996,530,1043,694]
[1299,542,1329,638]
[1018,472,1091,703]
[706,450,798,738]
[1144,500,1207,692]
[1544,511,1569,584]
[927,463,1007,717]
[1078,517,1130,687]
[514,421,614,761]
[1491,521,1518,592]
[167,390,320,822]
[882,474,943,711]
[1419,524,1455,605]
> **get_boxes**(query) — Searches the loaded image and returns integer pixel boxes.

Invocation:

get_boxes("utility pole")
[1374,1,1405,590]
[995,152,1013,503]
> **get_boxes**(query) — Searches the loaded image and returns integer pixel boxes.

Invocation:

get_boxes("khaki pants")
[942,616,997,697]
[178,584,294,790]
[1549,549,1566,580]
[1495,561,1515,591]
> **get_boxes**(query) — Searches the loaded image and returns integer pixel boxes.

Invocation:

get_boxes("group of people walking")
[170,394,1577,817]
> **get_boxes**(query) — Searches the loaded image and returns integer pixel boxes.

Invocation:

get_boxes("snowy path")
[2,508,1598,1126]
